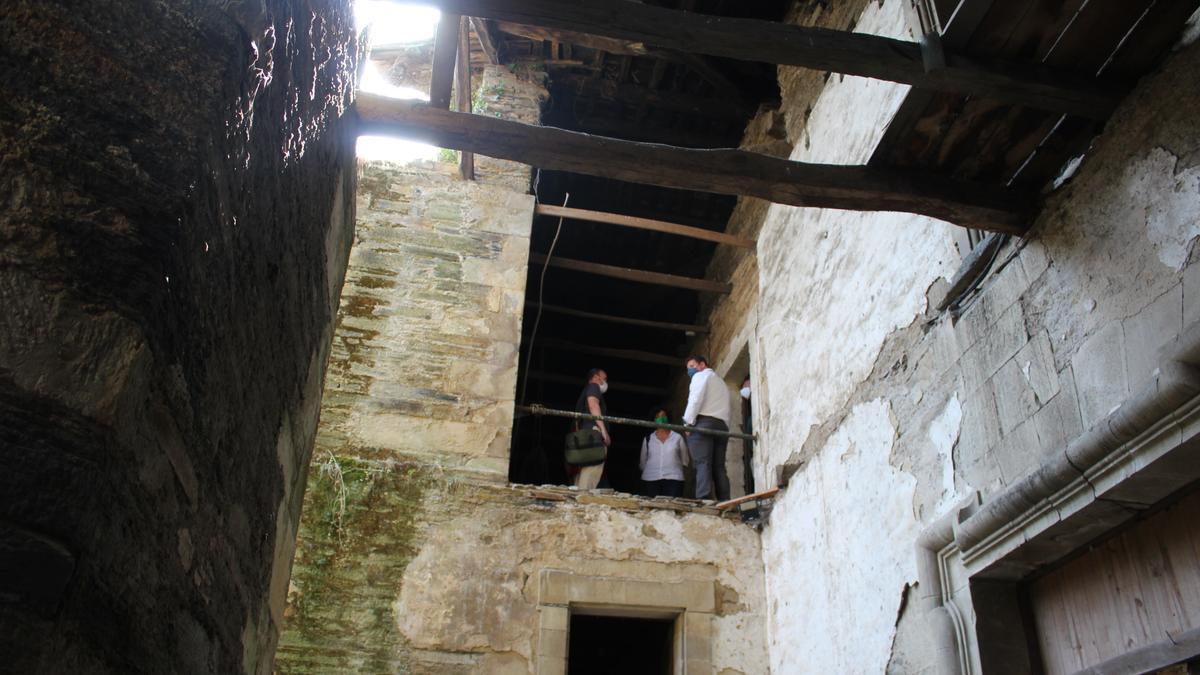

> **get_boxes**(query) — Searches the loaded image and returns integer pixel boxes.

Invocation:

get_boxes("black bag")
[564,428,606,466]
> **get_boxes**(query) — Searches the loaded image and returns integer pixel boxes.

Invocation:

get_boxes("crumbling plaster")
[687,1,1200,672]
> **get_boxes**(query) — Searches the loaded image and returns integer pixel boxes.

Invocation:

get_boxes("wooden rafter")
[535,204,754,249]
[526,301,709,334]
[429,13,461,108]
[469,17,503,64]
[529,253,732,293]
[537,338,681,366]
[417,0,1122,118]
[355,94,1030,233]
[524,370,668,396]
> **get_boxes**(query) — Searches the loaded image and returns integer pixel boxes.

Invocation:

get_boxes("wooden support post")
[429,13,461,108]
[408,0,1123,119]
[527,302,709,334]
[537,338,681,366]
[529,252,732,293]
[355,94,1030,233]
[535,204,754,249]
[456,15,475,180]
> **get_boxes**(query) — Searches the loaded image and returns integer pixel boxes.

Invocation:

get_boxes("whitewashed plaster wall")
[753,1,1200,673]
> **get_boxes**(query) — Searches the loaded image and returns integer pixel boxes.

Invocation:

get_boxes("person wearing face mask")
[571,367,610,490]
[740,375,755,495]
[640,407,688,498]
[682,355,732,501]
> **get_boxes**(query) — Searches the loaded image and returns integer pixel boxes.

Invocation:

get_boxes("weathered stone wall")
[315,160,535,476]
[0,1,358,672]
[281,472,768,673]
[695,1,1200,672]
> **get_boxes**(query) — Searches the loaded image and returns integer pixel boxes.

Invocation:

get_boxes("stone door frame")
[536,569,715,674]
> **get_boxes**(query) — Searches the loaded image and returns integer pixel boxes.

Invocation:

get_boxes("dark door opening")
[568,613,675,675]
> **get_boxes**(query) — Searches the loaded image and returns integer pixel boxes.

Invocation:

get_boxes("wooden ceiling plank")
[1102,0,1200,76]
[429,13,461,108]
[356,93,1031,233]
[527,301,710,334]
[538,338,682,366]
[535,204,755,249]
[528,252,733,293]
[416,0,1124,118]
[524,370,669,396]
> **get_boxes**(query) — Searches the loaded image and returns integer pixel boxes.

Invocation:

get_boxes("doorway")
[567,613,676,675]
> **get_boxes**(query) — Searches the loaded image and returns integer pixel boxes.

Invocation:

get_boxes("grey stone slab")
[1015,330,1060,406]
[1185,260,1200,328]
[1031,368,1084,459]
[1123,283,1182,391]
[992,358,1039,437]
[1018,239,1051,284]
[1072,320,1129,430]
[957,386,1004,490]
[993,420,1042,487]
[960,302,1030,394]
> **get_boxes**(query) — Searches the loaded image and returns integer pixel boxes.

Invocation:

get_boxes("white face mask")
[740,386,751,400]
[598,381,609,394]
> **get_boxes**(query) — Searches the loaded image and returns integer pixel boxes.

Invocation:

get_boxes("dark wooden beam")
[525,370,669,395]
[456,16,475,179]
[355,94,1030,233]
[470,17,503,64]
[538,338,681,366]
[555,74,754,119]
[417,0,1122,118]
[429,13,461,108]
[527,301,709,334]
[535,204,754,249]
[529,252,732,293]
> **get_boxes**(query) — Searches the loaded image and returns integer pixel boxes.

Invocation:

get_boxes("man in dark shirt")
[572,368,610,489]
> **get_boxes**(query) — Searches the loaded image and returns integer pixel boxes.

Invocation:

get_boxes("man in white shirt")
[682,355,732,500]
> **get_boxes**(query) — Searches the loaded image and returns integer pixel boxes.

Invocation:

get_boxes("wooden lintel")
[527,301,709,334]
[470,17,503,64]
[429,13,461,109]
[525,370,668,396]
[529,252,732,294]
[355,94,1030,233]
[538,338,681,366]
[456,16,475,180]
[416,0,1122,118]
[536,204,755,249]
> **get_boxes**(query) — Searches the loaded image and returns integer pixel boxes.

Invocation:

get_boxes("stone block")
[1123,283,1183,391]
[540,606,569,632]
[1015,330,1060,406]
[1184,261,1200,328]
[959,302,1029,394]
[1031,367,1084,458]
[958,384,1002,463]
[1072,320,1129,430]
[993,420,1042,486]
[684,612,714,662]
[1018,239,1051,283]
[991,359,1039,437]
[981,256,1030,320]
[537,655,566,675]
[540,570,569,605]
[539,629,568,658]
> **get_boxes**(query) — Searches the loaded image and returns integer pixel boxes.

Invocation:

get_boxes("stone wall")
[0,1,358,672]
[696,1,1200,672]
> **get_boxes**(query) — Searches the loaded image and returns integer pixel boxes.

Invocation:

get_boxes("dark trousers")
[743,438,755,494]
[687,416,730,501]
[643,479,684,498]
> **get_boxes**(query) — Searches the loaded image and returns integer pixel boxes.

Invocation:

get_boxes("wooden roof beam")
[414,0,1123,119]
[429,12,461,108]
[529,252,732,293]
[456,16,475,179]
[535,204,754,249]
[524,370,669,396]
[355,94,1030,233]
[527,301,709,334]
[537,338,681,366]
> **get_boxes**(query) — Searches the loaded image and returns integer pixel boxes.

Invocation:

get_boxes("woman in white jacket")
[640,407,689,498]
